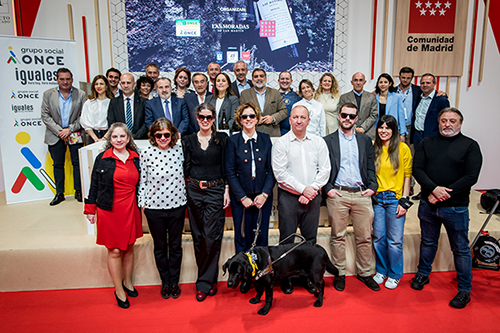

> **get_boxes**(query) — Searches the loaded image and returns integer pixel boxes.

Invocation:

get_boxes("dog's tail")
[326,257,339,277]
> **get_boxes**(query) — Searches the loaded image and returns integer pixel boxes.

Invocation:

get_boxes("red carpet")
[1,270,499,333]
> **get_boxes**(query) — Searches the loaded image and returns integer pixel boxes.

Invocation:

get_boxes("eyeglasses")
[154,132,171,139]
[197,115,214,121]
[240,114,256,120]
[340,112,357,120]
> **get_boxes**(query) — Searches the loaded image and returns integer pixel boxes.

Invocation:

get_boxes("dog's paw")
[258,307,270,315]
[249,297,260,304]
[313,299,323,307]
[314,291,319,297]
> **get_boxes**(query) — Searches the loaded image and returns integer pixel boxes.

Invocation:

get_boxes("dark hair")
[374,115,400,174]
[88,75,114,100]
[252,68,266,77]
[339,102,358,115]
[174,67,192,88]
[207,62,220,70]
[438,107,464,122]
[56,68,72,78]
[214,72,235,97]
[234,102,261,126]
[375,73,396,94]
[421,73,436,83]
[103,122,138,153]
[314,73,340,99]
[195,102,221,143]
[399,66,414,77]
[192,72,208,82]
[135,75,155,98]
[106,67,121,78]
[148,117,179,148]
[145,62,159,71]
[298,79,314,98]
[279,71,292,80]
[233,60,247,71]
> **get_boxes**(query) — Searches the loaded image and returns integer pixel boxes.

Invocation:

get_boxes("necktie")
[125,98,133,131]
[164,100,172,121]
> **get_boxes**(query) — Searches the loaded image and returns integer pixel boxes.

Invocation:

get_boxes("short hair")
[192,72,208,82]
[339,102,358,115]
[399,66,415,77]
[438,107,464,122]
[252,68,266,77]
[298,79,314,97]
[207,62,220,70]
[156,77,171,85]
[56,67,72,78]
[88,74,114,100]
[421,73,436,83]
[103,122,138,153]
[234,102,262,126]
[106,67,121,78]
[233,60,247,71]
[148,117,179,148]
[136,75,155,89]
[279,71,292,80]
[375,73,396,94]
[145,62,159,71]
[174,67,192,88]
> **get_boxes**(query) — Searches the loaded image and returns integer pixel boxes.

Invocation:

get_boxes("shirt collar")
[353,90,363,97]
[124,93,134,101]
[338,129,356,141]
[57,86,73,96]
[255,87,267,96]
[289,130,310,142]
[242,131,258,143]
[103,148,138,160]
[421,90,435,100]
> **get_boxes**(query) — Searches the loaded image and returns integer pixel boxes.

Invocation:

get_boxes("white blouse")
[292,98,326,137]
[80,98,110,131]
[138,143,187,210]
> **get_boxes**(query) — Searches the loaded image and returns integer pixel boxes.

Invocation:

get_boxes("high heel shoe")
[115,291,130,309]
[122,280,138,297]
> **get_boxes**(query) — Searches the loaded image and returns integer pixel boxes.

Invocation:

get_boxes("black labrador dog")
[222,243,339,315]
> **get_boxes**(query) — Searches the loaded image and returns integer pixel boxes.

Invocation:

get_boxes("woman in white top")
[80,75,114,144]
[292,79,326,137]
[206,72,238,132]
[314,73,340,135]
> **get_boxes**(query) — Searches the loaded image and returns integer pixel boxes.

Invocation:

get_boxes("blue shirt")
[58,87,73,128]
[256,88,266,114]
[279,89,301,135]
[237,80,251,95]
[414,90,435,132]
[335,130,363,187]
[397,85,413,127]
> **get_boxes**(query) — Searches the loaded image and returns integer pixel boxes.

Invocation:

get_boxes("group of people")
[40,63,482,310]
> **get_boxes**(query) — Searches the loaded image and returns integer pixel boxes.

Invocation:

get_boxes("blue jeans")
[417,200,472,291]
[373,191,406,279]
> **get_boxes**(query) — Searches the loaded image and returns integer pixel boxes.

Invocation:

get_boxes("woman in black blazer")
[206,72,239,131]
[225,101,275,258]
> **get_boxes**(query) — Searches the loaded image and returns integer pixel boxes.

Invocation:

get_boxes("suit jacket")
[231,79,253,98]
[410,91,450,143]
[410,84,422,111]
[107,94,148,139]
[376,92,407,135]
[239,87,287,137]
[41,86,87,145]
[323,130,378,194]
[338,90,378,140]
[185,91,212,134]
[206,94,239,131]
[145,96,189,135]
[225,132,275,200]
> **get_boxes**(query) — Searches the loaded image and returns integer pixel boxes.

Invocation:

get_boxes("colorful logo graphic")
[260,21,276,38]
[11,90,15,99]
[7,46,17,64]
[14,119,19,127]
[11,132,56,194]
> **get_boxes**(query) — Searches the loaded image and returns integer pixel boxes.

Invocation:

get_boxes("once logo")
[7,46,18,64]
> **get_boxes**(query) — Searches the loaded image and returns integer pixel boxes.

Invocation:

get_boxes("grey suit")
[338,90,378,140]
[239,87,287,137]
[206,94,239,130]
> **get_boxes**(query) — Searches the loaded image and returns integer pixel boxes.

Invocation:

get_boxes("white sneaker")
[373,273,387,284]
[385,277,400,289]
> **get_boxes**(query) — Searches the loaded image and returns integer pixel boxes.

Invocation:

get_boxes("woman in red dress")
[84,122,142,309]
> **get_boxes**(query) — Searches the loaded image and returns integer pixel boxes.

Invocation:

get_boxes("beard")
[254,81,266,89]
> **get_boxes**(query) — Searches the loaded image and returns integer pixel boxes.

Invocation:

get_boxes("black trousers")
[48,139,82,194]
[277,188,321,244]
[186,182,225,293]
[87,129,107,144]
[144,205,186,285]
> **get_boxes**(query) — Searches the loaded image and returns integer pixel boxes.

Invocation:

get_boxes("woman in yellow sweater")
[372,115,413,289]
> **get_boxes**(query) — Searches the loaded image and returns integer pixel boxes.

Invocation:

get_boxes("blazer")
[145,96,189,134]
[239,87,288,137]
[184,91,212,134]
[225,132,275,200]
[410,91,450,143]
[323,130,378,194]
[338,90,378,140]
[376,92,407,136]
[41,87,87,145]
[206,94,239,130]
[231,79,253,98]
[107,94,148,139]
[410,84,422,111]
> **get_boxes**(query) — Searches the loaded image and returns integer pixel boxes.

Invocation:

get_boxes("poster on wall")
[393,0,468,77]
[125,0,335,72]
[0,0,15,36]
[0,36,78,204]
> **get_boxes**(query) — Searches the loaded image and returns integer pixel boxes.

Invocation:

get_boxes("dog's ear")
[222,261,228,276]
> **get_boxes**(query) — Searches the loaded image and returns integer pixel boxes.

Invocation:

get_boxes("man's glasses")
[340,113,357,120]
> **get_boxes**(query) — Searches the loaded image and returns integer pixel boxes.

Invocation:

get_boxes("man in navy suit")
[107,73,148,139]
[184,73,212,134]
[145,78,189,135]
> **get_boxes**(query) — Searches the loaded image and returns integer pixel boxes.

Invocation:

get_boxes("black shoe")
[305,279,317,294]
[240,280,252,294]
[115,291,130,309]
[410,273,430,290]
[334,275,345,291]
[49,193,65,206]
[122,280,138,297]
[449,290,471,309]
[74,190,82,202]
[161,282,171,299]
[170,284,181,299]
[281,278,293,294]
[357,275,380,291]
[411,192,421,201]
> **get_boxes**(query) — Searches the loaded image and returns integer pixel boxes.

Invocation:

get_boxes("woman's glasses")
[155,132,171,139]
[197,115,214,121]
[240,114,257,120]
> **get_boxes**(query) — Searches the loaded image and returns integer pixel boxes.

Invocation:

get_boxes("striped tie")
[164,100,172,121]
[125,98,133,130]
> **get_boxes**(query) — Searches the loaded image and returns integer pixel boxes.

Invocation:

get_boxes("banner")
[0,36,78,204]
[393,0,468,77]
